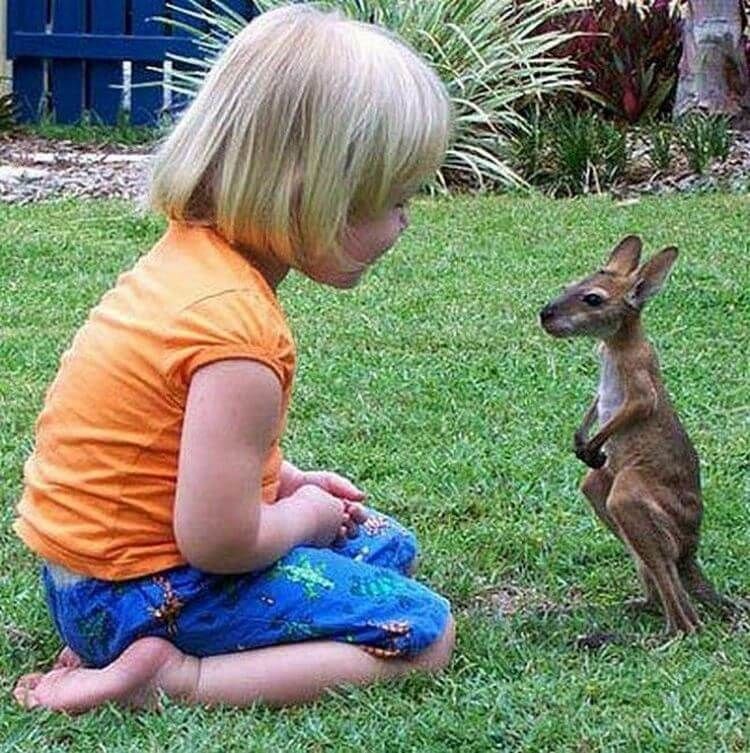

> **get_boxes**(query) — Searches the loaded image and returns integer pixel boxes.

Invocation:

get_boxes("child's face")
[307,204,410,289]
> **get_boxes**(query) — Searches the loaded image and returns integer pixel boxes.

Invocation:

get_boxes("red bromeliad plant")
[549,0,682,124]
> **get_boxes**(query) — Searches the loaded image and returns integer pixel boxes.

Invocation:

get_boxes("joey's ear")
[604,235,642,275]
[625,246,678,309]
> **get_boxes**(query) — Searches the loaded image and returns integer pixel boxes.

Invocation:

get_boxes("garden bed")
[614,129,750,198]
[0,133,151,204]
[3,126,750,206]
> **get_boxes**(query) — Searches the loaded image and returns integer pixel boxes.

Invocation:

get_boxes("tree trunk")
[674,0,750,121]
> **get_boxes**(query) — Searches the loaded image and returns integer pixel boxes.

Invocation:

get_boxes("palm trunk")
[674,0,750,120]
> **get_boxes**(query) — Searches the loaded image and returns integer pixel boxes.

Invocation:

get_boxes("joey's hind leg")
[581,470,659,613]
[580,467,619,538]
[607,472,701,635]
[625,563,662,614]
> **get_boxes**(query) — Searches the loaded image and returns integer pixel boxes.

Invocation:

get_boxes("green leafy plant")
[552,108,626,193]
[28,109,163,145]
[677,112,732,175]
[706,116,732,163]
[161,0,583,191]
[648,120,674,172]
[546,0,682,124]
[510,106,547,185]
[0,86,16,133]
[512,106,627,195]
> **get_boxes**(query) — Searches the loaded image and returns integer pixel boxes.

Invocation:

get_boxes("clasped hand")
[278,461,369,544]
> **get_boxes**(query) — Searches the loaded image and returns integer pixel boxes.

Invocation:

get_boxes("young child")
[12,4,454,712]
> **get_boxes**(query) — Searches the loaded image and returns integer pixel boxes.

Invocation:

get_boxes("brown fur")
[540,236,732,634]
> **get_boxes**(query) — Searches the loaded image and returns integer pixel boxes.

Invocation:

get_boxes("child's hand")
[300,473,368,539]
[277,462,366,502]
[294,484,348,547]
[302,470,366,502]
[340,501,368,540]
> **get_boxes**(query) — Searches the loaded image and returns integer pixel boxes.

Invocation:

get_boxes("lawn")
[1,194,748,751]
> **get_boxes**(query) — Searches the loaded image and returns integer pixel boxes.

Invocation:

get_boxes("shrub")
[161,0,583,191]
[648,120,675,171]
[0,87,16,133]
[677,112,733,175]
[546,0,682,124]
[511,106,628,195]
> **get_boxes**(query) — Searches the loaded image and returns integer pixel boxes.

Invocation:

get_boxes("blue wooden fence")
[6,1,257,126]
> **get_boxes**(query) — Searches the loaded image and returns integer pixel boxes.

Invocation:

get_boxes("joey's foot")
[664,616,702,636]
[573,632,620,651]
[624,597,662,615]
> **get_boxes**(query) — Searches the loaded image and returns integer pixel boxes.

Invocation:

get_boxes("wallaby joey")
[540,236,731,634]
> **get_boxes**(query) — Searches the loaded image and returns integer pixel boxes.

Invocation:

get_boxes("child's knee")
[353,511,420,575]
[414,613,455,673]
[378,516,419,574]
[394,527,419,575]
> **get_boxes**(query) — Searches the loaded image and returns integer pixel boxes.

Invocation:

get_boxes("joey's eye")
[582,292,604,307]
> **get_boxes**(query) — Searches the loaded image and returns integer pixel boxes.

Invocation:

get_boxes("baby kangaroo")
[540,236,730,634]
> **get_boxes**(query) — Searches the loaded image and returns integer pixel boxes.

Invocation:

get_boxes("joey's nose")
[399,206,410,231]
[539,303,556,323]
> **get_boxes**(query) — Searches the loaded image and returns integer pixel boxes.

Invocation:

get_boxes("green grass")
[1,194,749,751]
[20,116,163,146]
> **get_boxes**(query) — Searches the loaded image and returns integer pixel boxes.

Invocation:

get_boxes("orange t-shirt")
[14,222,296,581]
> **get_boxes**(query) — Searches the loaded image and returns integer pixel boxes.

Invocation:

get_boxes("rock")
[0,165,50,182]
[27,152,57,164]
[103,154,148,164]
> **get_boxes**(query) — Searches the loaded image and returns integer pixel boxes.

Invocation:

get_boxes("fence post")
[87,0,126,124]
[49,0,85,124]
[131,0,165,126]
[8,0,45,122]
[7,0,258,127]
[1,0,12,93]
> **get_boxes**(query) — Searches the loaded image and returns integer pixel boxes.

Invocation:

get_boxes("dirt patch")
[469,583,585,618]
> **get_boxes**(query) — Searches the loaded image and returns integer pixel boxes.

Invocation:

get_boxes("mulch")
[3,129,750,205]
[0,133,152,204]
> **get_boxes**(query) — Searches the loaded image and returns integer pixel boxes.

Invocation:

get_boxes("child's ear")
[604,235,642,275]
[625,247,679,309]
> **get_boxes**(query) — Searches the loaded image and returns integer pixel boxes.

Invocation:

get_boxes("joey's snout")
[539,300,569,337]
[539,302,556,324]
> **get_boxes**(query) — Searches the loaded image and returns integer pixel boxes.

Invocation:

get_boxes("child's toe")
[53,647,83,670]
[13,673,43,708]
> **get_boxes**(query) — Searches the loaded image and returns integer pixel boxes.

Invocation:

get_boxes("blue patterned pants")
[42,510,452,668]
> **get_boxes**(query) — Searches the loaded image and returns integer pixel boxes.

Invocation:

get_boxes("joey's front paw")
[573,432,587,455]
[574,442,607,469]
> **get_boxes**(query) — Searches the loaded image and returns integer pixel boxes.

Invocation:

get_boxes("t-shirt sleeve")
[163,289,295,392]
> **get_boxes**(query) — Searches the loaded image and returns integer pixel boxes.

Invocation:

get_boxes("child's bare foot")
[52,646,83,670]
[13,638,197,714]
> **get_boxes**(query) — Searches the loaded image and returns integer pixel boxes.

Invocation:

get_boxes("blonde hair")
[149,4,452,269]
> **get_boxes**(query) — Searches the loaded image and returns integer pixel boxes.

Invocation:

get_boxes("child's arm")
[173,359,346,574]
